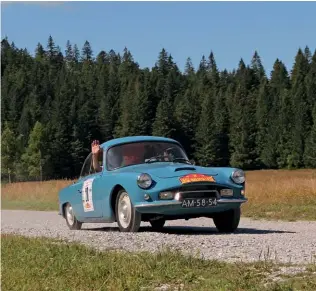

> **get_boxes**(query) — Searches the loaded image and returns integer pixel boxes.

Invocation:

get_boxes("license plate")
[181,198,217,208]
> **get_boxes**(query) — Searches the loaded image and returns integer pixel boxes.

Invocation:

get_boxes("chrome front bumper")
[134,197,248,208]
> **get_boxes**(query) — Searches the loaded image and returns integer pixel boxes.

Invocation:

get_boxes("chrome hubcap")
[118,193,132,228]
[66,204,74,225]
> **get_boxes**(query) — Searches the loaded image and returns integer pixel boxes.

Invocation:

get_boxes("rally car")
[58,136,247,232]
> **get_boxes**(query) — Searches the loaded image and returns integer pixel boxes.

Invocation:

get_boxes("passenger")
[121,143,144,166]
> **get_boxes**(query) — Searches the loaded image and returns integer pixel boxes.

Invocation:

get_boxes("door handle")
[78,189,82,193]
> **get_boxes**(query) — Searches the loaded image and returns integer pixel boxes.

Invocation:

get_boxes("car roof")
[100,136,180,149]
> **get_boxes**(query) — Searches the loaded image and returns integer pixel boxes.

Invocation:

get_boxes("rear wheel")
[115,190,141,232]
[64,203,82,230]
[213,207,240,233]
[150,218,165,231]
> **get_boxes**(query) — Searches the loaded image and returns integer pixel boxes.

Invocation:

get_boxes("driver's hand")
[91,140,100,155]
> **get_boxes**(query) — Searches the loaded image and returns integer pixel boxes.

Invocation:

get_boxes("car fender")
[102,172,149,219]
[58,185,77,217]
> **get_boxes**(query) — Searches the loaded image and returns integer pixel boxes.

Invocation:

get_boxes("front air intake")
[174,167,196,172]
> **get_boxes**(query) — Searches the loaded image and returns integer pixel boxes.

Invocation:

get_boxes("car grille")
[173,184,231,200]
[177,184,223,191]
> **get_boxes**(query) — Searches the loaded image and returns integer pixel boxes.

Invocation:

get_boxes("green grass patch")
[2,234,316,291]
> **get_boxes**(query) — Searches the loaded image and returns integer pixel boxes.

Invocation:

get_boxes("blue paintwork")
[58,136,246,223]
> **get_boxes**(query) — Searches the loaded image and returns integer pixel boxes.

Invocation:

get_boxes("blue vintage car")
[58,136,247,233]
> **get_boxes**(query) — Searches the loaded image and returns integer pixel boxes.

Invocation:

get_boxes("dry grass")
[2,169,316,220]
[241,169,316,220]
[1,179,73,211]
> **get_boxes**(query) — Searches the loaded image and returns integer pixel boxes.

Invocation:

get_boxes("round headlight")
[137,173,152,189]
[231,169,245,184]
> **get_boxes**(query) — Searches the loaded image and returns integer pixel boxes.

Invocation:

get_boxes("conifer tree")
[129,70,151,136]
[304,104,316,167]
[305,50,316,136]
[81,40,93,62]
[288,49,310,168]
[266,60,291,168]
[21,121,46,180]
[212,87,230,166]
[152,71,176,137]
[1,122,17,182]
[97,65,113,141]
[255,79,275,167]
[194,92,216,166]
[229,60,258,169]
[251,51,266,84]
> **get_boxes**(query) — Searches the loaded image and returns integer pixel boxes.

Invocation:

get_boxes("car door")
[72,152,104,219]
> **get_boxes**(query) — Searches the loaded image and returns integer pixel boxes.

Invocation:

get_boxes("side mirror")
[190,159,196,165]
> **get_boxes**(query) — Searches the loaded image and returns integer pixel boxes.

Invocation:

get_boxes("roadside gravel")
[2,210,316,265]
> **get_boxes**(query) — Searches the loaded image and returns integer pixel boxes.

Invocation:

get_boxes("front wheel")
[115,190,141,232]
[64,203,82,230]
[213,207,241,233]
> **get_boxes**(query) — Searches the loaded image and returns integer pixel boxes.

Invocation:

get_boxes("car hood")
[116,163,219,178]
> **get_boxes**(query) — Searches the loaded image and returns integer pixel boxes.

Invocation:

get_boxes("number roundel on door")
[82,178,95,212]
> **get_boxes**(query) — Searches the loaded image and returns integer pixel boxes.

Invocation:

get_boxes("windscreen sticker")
[82,178,95,212]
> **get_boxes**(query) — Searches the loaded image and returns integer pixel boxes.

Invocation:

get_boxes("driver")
[91,140,102,172]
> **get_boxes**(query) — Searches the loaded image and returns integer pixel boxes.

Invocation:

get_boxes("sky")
[2,1,316,75]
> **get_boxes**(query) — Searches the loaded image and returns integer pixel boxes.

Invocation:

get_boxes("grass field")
[2,169,316,220]
[2,234,316,291]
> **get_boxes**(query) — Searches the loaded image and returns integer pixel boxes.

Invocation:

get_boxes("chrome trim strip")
[217,198,248,203]
[135,201,182,208]
[177,190,219,193]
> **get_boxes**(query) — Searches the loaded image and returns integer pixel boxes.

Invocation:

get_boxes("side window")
[80,153,93,178]
[80,151,104,179]
[107,147,123,170]
[94,150,104,172]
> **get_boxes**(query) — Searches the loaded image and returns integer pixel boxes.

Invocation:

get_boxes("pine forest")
[1,36,316,182]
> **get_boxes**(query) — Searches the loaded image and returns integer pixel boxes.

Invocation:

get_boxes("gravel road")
[2,210,316,265]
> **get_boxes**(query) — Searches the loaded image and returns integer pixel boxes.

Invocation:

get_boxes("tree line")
[1,36,316,182]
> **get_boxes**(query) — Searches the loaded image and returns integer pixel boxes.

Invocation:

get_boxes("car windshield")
[106,141,190,170]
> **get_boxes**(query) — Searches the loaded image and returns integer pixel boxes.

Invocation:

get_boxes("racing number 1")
[85,187,89,202]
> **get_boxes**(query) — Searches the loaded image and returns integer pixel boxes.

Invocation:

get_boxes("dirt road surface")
[2,210,316,264]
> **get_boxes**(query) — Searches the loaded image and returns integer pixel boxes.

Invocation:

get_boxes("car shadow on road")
[82,225,296,235]
[141,226,296,235]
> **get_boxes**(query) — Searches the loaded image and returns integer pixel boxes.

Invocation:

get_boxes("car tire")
[64,203,82,230]
[115,190,141,232]
[213,207,241,233]
[150,218,165,231]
